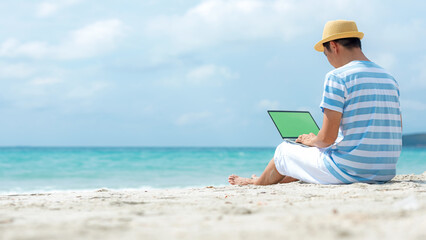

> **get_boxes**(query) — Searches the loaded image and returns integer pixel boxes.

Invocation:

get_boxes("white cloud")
[0,62,36,78]
[0,39,48,58]
[66,81,111,99]
[256,99,280,111]
[0,72,111,111]
[145,0,375,55]
[176,111,212,126]
[57,19,125,59]
[30,77,63,86]
[186,64,238,85]
[376,20,426,53]
[0,19,125,59]
[367,20,426,79]
[37,2,58,17]
[36,0,82,18]
[158,64,238,87]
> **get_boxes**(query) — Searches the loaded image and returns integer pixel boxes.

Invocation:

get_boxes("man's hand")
[296,133,316,147]
[295,108,342,148]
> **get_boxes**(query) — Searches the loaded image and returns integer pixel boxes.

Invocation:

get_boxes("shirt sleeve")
[319,73,346,113]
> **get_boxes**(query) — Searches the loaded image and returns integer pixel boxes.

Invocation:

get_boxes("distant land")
[403,133,426,147]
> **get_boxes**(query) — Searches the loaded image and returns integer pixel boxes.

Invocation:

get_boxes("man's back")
[320,60,402,183]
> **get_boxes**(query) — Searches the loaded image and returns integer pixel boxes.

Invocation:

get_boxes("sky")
[0,0,425,147]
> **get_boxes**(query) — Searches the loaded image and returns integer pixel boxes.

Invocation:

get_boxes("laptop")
[268,110,320,147]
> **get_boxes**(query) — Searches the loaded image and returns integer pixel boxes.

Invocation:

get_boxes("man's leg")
[250,174,299,184]
[228,158,287,185]
[279,176,299,183]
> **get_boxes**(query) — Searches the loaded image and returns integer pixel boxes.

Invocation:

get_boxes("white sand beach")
[0,173,425,240]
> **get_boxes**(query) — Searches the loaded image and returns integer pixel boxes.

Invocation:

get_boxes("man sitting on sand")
[229,20,402,185]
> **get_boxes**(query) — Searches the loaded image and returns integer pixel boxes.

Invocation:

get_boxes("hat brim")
[314,32,364,52]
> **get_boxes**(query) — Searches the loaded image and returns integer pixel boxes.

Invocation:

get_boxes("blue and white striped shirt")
[320,60,402,183]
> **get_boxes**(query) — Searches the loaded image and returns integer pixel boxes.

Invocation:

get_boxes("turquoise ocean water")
[0,147,425,194]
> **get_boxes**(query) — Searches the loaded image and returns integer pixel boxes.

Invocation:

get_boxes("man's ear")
[330,41,338,53]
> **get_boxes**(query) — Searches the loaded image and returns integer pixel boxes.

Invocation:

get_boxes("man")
[229,20,402,185]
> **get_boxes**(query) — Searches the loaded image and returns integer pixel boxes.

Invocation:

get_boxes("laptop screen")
[268,111,320,138]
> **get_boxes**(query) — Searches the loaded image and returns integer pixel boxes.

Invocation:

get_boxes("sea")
[0,147,425,194]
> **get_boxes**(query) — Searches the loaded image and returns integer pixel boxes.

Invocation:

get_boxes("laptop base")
[284,139,310,148]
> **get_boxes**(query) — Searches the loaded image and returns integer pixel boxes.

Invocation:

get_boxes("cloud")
[376,20,426,53]
[176,111,212,126]
[0,62,36,78]
[0,39,48,58]
[66,81,110,99]
[30,77,63,86]
[58,19,125,59]
[36,0,82,18]
[256,99,280,111]
[145,0,375,55]
[186,64,238,85]
[37,2,59,17]
[158,64,238,87]
[145,0,300,53]
[0,71,111,111]
[0,19,125,59]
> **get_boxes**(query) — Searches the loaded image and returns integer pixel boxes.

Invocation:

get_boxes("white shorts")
[273,141,342,184]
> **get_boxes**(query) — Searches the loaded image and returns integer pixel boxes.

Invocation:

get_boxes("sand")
[0,173,425,240]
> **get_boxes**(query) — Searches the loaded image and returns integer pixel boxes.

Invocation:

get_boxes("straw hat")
[314,20,364,52]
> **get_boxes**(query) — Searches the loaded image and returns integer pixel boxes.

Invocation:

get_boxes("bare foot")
[228,174,255,185]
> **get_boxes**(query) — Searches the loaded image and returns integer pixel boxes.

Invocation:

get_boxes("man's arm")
[296,108,342,148]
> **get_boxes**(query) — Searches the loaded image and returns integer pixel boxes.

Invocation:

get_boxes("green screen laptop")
[268,110,320,147]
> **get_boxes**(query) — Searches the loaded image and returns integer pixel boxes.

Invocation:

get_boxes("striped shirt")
[320,60,402,183]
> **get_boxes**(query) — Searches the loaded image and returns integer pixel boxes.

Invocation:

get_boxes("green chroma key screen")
[268,111,320,138]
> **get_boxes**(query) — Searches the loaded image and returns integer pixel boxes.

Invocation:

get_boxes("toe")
[228,175,238,185]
